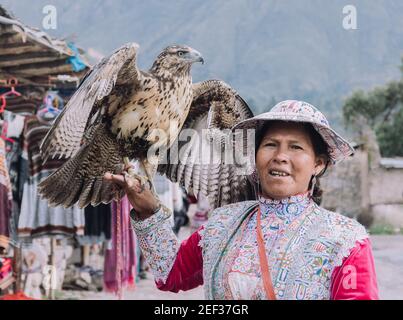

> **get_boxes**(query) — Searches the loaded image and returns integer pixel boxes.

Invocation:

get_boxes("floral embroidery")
[223,193,313,299]
[130,205,179,283]
[130,204,171,235]
[200,201,257,299]
[131,193,368,299]
[202,197,368,300]
[258,192,310,223]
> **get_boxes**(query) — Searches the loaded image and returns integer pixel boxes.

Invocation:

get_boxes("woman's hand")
[103,167,160,220]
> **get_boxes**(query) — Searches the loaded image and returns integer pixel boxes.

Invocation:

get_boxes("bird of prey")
[38,43,255,209]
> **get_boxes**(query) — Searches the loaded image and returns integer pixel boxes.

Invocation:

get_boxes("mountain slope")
[2,0,403,130]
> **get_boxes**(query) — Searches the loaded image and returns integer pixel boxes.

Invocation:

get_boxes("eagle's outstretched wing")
[158,80,256,209]
[40,42,142,161]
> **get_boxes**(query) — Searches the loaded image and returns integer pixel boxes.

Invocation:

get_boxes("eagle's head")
[151,45,204,76]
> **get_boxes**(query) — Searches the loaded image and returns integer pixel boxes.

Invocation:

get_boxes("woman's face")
[255,121,327,199]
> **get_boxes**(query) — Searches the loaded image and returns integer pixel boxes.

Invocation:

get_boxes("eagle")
[38,43,255,209]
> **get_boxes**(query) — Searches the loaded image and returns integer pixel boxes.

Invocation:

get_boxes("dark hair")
[255,121,330,205]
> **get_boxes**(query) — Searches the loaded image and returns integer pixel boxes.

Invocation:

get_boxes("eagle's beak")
[187,50,204,64]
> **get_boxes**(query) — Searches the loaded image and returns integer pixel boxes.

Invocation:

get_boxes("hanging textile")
[103,196,137,296]
[1,108,34,205]
[17,114,85,239]
[0,95,37,116]
[77,203,112,245]
[66,42,87,72]
[0,257,14,292]
[1,111,29,247]
[0,138,12,245]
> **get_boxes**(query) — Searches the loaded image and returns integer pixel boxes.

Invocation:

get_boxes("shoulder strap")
[256,206,277,300]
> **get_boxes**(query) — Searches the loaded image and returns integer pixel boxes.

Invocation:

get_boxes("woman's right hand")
[103,169,160,220]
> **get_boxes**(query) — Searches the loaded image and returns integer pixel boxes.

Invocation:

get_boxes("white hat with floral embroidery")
[232,100,354,164]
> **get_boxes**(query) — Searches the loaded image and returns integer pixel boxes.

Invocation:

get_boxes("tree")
[343,57,403,157]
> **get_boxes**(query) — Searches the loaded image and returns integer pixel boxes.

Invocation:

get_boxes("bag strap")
[256,206,277,300]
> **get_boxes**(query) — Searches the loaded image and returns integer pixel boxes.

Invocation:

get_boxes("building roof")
[380,157,403,169]
[0,5,90,86]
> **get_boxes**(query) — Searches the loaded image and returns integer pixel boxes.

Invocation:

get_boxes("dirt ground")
[370,235,403,300]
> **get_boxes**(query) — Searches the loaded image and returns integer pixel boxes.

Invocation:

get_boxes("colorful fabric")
[331,238,379,299]
[2,95,38,116]
[132,196,379,300]
[17,115,85,238]
[226,193,311,299]
[233,100,354,164]
[131,204,179,283]
[0,138,12,239]
[77,203,112,245]
[156,228,203,293]
[0,256,14,292]
[156,229,378,300]
[0,138,12,198]
[0,257,12,278]
[103,196,137,294]
[66,42,87,72]
[202,198,369,299]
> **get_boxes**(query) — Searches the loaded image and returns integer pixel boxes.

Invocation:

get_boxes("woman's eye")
[265,143,276,147]
[291,145,303,150]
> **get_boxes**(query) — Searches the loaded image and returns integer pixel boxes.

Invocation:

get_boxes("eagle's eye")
[177,51,186,57]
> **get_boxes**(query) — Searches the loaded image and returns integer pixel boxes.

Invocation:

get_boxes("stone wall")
[369,168,403,205]
[321,149,369,219]
[370,167,403,228]
[321,149,403,228]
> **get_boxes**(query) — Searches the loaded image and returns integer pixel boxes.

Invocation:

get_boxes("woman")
[104,100,379,300]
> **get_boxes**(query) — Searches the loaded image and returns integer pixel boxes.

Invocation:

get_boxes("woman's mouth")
[268,170,290,177]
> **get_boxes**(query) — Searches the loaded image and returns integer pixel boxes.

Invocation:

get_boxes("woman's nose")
[272,148,289,163]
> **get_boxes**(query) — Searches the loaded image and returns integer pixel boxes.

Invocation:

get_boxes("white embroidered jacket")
[131,194,368,300]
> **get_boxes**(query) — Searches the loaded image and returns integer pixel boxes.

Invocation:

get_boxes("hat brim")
[232,113,354,164]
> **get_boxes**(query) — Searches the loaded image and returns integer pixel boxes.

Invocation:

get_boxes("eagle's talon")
[127,172,155,194]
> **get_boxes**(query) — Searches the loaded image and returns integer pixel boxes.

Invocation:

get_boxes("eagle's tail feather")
[38,123,125,208]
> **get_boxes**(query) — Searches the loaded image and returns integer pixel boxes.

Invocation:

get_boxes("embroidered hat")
[232,100,354,164]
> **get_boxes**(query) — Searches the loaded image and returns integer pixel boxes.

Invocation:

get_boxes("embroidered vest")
[199,200,368,300]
